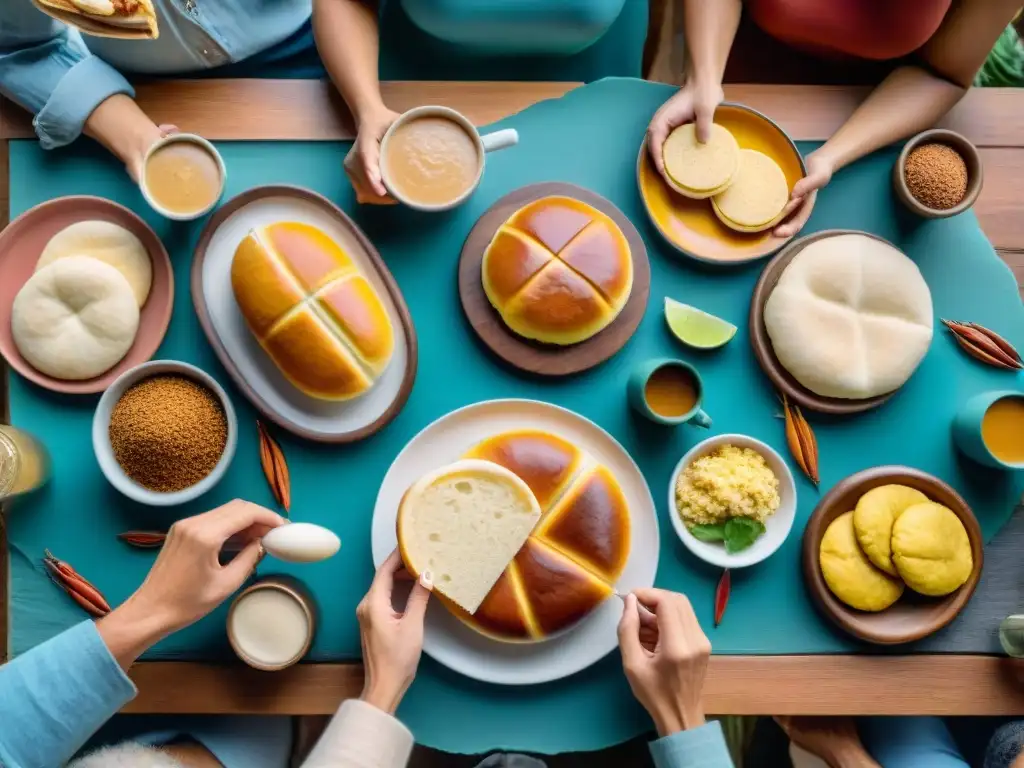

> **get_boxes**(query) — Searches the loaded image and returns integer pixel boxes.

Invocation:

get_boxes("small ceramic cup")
[893,129,983,219]
[227,576,318,672]
[952,390,1024,470]
[140,132,226,221]
[627,358,711,427]
[379,105,518,211]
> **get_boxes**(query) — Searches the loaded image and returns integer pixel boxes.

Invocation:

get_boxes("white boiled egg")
[262,523,341,563]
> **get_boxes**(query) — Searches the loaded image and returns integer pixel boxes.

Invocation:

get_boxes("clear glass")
[999,615,1024,657]
[0,425,50,502]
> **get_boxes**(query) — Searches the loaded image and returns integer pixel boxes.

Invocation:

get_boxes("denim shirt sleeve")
[649,721,735,768]
[0,4,133,149]
[0,621,137,768]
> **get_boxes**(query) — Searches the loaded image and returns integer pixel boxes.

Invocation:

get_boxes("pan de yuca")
[662,123,740,198]
[482,196,633,345]
[711,149,790,232]
[231,221,394,401]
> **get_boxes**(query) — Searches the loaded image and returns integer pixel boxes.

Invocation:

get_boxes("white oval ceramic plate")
[668,433,797,569]
[191,186,416,443]
[371,399,660,685]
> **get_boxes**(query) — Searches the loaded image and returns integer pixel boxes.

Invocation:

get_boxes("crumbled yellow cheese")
[675,444,780,526]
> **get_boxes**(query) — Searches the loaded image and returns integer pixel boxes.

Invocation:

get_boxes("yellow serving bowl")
[637,103,806,265]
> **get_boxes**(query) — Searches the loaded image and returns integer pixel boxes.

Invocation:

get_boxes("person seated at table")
[647,0,1020,238]
[0,0,323,180]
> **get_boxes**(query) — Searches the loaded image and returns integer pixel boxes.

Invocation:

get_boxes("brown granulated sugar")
[109,375,227,492]
[904,143,968,210]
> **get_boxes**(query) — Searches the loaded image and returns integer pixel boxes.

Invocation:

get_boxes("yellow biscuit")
[892,503,973,596]
[662,123,740,199]
[819,511,904,612]
[853,485,930,576]
[711,149,789,232]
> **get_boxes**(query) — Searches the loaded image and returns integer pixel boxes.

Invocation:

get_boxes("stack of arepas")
[231,221,394,401]
[398,429,631,642]
[819,485,973,612]
[661,123,790,233]
[482,196,633,345]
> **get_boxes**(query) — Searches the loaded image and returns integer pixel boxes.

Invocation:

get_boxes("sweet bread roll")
[449,429,631,642]
[482,196,633,346]
[231,221,394,401]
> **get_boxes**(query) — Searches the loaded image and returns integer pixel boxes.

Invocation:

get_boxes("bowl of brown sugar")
[93,360,237,505]
[893,129,983,219]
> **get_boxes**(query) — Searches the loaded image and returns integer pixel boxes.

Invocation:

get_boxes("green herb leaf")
[724,517,767,553]
[688,523,727,542]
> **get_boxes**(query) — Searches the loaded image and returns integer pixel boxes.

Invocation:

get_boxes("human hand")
[773,150,834,238]
[344,107,401,205]
[618,588,711,737]
[776,717,877,768]
[646,79,725,175]
[358,549,432,714]
[125,123,179,182]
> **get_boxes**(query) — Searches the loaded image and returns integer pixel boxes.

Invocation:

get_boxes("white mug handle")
[480,128,519,153]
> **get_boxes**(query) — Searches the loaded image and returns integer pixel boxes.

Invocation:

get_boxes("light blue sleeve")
[649,720,735,768]
[0,3,133,149]
[859,716,969,768]
[0,620,137,768]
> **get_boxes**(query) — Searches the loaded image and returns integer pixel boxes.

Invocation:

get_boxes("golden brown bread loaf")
[231,221,394,400]
[441,429,631,642]
[482,196,633,346]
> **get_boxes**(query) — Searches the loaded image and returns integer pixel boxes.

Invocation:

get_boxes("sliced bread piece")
[397,459,542,613]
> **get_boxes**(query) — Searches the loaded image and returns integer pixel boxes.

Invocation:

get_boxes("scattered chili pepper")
[942,319,1023,371]
[714,568,731,628]
[117,530,167,549]
[781,393,820,487]
[43,550,111,617]
[257,420,291,514]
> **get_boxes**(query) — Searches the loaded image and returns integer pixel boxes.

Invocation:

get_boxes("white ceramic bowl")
[93,360,237,506]
[667,433,796,569]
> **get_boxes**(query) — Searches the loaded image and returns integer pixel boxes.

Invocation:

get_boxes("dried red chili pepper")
[117,531,167,549]
[714,568,731,628]
[43,550,112,617]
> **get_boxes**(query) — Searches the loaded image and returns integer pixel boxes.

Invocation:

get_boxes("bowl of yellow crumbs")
[669,434,797,568]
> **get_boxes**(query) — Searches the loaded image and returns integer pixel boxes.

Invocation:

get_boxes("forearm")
[84,93,162,177]
[828,747,882,768]
[814,65,964,172]
[302,699,414,768]
[96,594,177,670]
[683,0,741,87]
[313,0,387,125]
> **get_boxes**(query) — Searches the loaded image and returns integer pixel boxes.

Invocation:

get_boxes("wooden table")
[2,81,1024,718]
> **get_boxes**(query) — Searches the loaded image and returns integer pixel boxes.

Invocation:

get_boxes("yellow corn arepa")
[891,502,973,596]
[819,511,904,612]
[852,485,930,576]
[662,123,740,199]
[231,221,395,401]
[711,149,790,232]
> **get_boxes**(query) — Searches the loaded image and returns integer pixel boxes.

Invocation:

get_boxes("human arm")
[776,717,882,768]
[618,588,733,768]
[774,0,1020,237]
[302,550,431,768]
[0,500,284,768]
[312,0,398,203]
[646,0,741,171]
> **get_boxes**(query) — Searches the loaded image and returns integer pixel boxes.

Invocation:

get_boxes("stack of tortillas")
[662,123,790,233]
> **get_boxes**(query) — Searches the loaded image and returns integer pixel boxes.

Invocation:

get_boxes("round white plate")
[192,187,414,442]
[371,399,659,685]
[668,433,797,569]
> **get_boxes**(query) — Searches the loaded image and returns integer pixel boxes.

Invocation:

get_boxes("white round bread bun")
[37,220,152,307]
[397,459,542,615]
[12,255,140,380]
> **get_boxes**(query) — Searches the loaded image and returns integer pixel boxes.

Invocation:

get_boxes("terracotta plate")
[750,229,903,415]
[0,196,173,395]
[802,466,983,646]
[458,182,651,376]
[191,185,417,443]
[637,103,806,265]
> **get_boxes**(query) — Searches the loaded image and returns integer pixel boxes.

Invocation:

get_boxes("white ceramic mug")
[379,105,518,211]
[139,132,226,222]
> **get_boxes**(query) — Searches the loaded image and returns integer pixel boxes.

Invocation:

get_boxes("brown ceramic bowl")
[0,196,174,395]
[227,576,317,671]
[749,229,902,415]
[893,129,983,219]
[802,466,983,645]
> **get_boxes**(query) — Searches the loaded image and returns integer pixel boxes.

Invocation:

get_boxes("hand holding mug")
[345,107,401,205]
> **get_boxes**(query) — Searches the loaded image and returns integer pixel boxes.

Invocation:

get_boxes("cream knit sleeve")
[300,699,415,768]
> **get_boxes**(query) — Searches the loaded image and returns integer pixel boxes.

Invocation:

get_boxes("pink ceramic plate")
[0,196,174,394]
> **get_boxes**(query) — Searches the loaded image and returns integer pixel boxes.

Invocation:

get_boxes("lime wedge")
[664,298,737,349]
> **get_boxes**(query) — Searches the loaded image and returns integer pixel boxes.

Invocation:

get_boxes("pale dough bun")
[12,256,139,380]
[763,234,934,400]
[37,220,152,306]
[711,149,789,232]
[662,123,740,198]
[397,459,542,614]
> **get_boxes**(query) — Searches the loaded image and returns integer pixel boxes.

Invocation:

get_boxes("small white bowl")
[667,433,796,569]
[140,133,226,221]
[93,360,237,506]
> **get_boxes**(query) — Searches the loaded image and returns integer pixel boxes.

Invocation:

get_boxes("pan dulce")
[143,137,223,216]
[383,116,481,206]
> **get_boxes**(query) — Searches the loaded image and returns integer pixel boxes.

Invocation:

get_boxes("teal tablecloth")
[6,79,1024,753]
